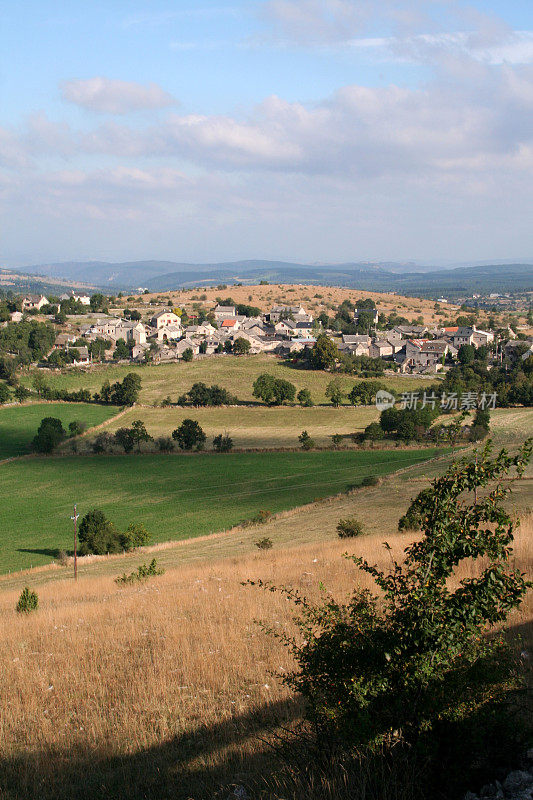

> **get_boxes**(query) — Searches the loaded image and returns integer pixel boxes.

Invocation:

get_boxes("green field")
[22,355,440,406]
[0,448,444,573]
[91,404,380,449]
[0,403,120,460]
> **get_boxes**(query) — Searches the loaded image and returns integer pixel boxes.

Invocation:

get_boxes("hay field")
[0,509,531,800]
[22,355,438,406]
[96,403,380,449]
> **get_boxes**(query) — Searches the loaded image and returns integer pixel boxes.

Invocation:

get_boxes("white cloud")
[8,60,533,182]
[60,77,177,114]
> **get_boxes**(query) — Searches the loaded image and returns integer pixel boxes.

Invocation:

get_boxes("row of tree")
[92,419,232,454]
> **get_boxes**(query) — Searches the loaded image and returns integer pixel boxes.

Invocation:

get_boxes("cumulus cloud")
[60,77,177,114]
[7,59,533,184]
[4,7,533,265]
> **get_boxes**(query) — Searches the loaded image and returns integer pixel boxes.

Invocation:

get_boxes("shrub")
[336,517,364,538]
[92,432,113,453]
[161,395,172,407]
[244,510,272,527]
[213,433,234,452]
[14,385,30,402]
[364,422,384,443]
[0,381,10,403]
[119,523,151,551]
[331,433,343,449]
[297,388,314,407]
[255,537,273,550]
[361,475,379,487]
[115,559,164,585]
[299,430,315,450]
[16,587,38,613]
[68,420,86,437]
[156,435,174,452]
[187,383,233,406]
[256,439,532,764]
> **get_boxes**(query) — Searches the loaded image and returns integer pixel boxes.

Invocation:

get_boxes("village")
[9,290,533,375]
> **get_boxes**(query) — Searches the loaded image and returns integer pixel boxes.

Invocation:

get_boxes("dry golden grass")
[1,511,531,799]
[124,283,460,326]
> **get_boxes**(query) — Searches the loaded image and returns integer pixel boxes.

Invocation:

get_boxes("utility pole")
[71,505,79,581]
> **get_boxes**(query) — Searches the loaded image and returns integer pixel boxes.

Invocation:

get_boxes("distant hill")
[0,268,96,296]
[8,260,533,296]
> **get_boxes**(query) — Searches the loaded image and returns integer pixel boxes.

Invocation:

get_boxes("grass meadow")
[0,403,120,459]
[0,447,443,574]
[0,510,531,800]
[21,354,439,405]
[95,404,381,449]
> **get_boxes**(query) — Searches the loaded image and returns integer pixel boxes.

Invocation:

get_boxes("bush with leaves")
[325,378,344,407]
[16,586,38,614]
[68,420,86,437]
[0,381,10,403]
[156,435,174,452]
[299,430,315,450]
[32,417,66,453]
[119,523,151,551]
[186,382,233,406]
[115,559,164,585]
[14,385,30,402]
[252,373,296,405]
[213,432,233,452]
[336,517,364,538]
[172,418,206,450]
[114,426,136,453]
[252,439,532,761]
[348,380,387,406]
[297,388,314,407]
[331,433,343,449]
[78,508,121,555]
[92,431,113,453]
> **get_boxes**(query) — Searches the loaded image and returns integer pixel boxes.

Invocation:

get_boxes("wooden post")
[71,505,79,581]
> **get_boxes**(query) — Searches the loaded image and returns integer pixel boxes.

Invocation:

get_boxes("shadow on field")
[17,548,61,558]
[0,696,303,800]
[2,618,532,800]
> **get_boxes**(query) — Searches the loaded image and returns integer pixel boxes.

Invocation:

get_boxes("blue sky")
[2,0,533,266]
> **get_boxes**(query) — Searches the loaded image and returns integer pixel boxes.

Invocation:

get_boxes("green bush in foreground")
[252,439,532,761]
[16,586,38,614]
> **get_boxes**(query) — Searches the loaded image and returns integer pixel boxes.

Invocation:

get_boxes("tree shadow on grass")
[16,548,62,559]
[0,696,304,800]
